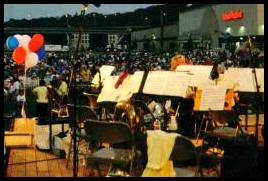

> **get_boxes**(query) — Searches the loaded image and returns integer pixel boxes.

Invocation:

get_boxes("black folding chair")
[201,110,254,176]
[170,136,203,177]
[66,105,98,168]
[84,119,137,176]
[204,110,247,146]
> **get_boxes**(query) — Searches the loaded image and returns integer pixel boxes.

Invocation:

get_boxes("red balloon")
[12,46,27,64]
[29,33,44,52]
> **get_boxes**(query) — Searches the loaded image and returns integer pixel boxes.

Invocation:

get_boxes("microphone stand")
[71,4,87,177]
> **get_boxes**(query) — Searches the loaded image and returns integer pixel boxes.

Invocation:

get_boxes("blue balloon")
[6,36,19,50]
[36,47,47,60]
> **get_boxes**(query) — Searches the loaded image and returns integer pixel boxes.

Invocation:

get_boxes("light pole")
[92,13,96,27]
[28,14,32,26]
[145,16,149,26]
[66,14,70,48]
[152,33,156,52]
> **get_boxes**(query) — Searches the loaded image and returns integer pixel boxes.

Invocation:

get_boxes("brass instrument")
[114,100,138,129]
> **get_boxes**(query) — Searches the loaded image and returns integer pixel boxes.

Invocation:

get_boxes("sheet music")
[142,71,166,95]
[216,71,238,90]
[97,76,120,102]
[91,65,115,86]
[128,71,145,93]
[188,72,211,88]
[224,68,257,92]
[97,71,144,102]
[176,65,212,76]
[176,65,215,88]
[116,75,133,102]
[142,71,190,97]
[198,86,227,111]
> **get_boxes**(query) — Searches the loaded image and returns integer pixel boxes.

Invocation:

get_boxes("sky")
[4,4,159,22]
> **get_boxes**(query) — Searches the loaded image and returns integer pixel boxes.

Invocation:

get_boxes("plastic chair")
[83,119,136,177]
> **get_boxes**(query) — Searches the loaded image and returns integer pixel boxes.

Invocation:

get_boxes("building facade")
[70,33,125,50]
[70,33,90,50]
[131,4,264,52]
[108,34,120,47]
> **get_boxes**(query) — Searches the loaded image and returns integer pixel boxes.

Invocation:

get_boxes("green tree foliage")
[5,4,206,28]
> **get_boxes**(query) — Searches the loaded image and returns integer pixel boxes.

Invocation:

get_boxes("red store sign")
[222,10,244,21]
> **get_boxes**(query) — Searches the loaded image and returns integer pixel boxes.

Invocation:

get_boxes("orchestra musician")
[169,54,193,71]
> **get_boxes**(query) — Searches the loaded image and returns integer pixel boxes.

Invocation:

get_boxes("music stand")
[251,68,261,142]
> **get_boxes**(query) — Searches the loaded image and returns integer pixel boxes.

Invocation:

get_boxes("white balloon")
[25,52,38,69]
[20,35,31,49]
[14,34,23,41]
[18,35,31,54]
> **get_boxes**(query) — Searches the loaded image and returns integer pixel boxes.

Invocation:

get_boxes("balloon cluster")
[6,33,47,69]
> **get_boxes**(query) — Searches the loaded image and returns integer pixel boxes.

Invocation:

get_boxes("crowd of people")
[4,47,264,118]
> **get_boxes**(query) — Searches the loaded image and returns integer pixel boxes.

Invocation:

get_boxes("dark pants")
[36,103,48,124]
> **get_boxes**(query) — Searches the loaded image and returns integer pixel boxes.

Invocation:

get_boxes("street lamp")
[28,14,32,26]
[92,13,97,27]
[151,33,157,52]
[145,16,149,26]
[83,4,88,11]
